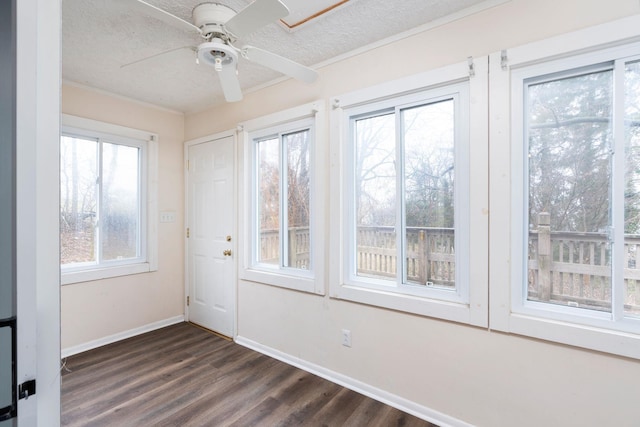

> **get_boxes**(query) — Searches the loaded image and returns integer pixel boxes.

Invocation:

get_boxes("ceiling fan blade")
[127,0,201,34]
[243,46,318,84]
[121,46,196,69]
[224,0,289,39]
[218,66,243,102]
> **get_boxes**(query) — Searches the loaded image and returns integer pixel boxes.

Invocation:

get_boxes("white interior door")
[187,136,236,337]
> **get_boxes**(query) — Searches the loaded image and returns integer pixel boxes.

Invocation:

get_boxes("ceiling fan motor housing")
[192,3,236,39]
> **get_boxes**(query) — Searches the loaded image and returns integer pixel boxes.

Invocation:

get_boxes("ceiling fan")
[126,0,319,102]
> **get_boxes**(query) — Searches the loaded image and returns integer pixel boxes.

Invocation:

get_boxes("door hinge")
[187,296,190,306]
[186,228,190,238]
[18,379,36,400]
[187,160,190,171]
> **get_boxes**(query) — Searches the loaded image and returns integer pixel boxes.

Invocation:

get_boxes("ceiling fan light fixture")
[197,40,238,71]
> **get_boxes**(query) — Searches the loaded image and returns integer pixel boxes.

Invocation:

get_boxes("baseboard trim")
[234,336,472,427]
[61,315,185,358]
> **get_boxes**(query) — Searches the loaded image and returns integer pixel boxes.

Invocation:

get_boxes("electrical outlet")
[341,329,352,347]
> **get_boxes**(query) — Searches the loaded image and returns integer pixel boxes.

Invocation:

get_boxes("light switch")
[160,211,176,223]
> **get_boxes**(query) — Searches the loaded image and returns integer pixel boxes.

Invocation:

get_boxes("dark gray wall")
[0,0,16,316]
[0,0,16,424]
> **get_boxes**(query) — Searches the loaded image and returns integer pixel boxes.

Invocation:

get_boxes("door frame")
[15,0,61,424]
[184,130,238,338]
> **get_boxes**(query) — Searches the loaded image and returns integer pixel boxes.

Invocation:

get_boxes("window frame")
[489,15,640,359]
[343,86,470,301]
[251,118,315,275]
[60,114,158,285]
[240,101,326,295]
[330,59,488,326]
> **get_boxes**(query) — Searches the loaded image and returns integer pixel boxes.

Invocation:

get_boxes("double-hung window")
[491,16,640,358]
[60,115,158,284]
[242,101,325,294]
[331,60,488,325]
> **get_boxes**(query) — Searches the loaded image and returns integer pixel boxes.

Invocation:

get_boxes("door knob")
[223,249,232,256]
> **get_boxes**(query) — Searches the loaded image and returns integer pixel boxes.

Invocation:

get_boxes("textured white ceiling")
[279,0,349,29]
[62,0,490,113]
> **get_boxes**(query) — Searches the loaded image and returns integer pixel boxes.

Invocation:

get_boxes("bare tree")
[404,100,455,228]
[528,70,613,233]
[286,130,310,229]
[354,113,396,227]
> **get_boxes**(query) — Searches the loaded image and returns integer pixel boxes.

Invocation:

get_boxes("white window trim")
[489,15,640,359]
[340,86,470,303]
[239,101,326,295]
[329,59,489,327]
[60,114,158,285]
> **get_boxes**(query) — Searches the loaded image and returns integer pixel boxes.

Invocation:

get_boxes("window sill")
[332,283,476,325]
[61,262,154,285]
[241,268,323,295]
[505,312,640,360]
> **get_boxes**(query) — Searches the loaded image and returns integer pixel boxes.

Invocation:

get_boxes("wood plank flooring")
[61,322,436,427]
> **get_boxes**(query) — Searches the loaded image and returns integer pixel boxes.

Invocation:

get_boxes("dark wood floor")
[61,322,436,427]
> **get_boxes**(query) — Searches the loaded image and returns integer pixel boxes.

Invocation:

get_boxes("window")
[348,89,467,295]
[60,115,158,284]
[516,52,640,329]
[524,63,634,316]
[255,127,311,271]
[331,60,488,325]
[490,15,640,359]
[60,135,143,266]
[241,101,325,294]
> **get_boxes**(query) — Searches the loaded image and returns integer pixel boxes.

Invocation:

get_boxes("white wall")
[60,84,185,352]
[185,1,640,426]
